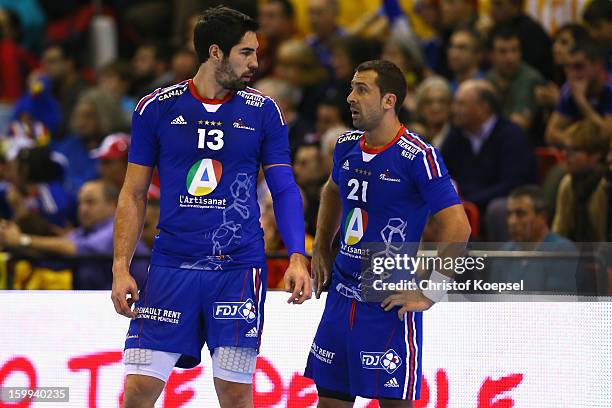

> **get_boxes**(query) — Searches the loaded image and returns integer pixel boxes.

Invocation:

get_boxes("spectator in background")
[41,43,87,137]
[488,185,577,293]
[150,47,197,89]
[275,39,328,121]
[293,143,326,236]
[256,0,299,80]
[488,0,553,80]
[553,120,610,242]
[315,95,346,137]
[485,24,546,133]
[255,77,313,155]
[320,125,348,174]
[414,76,453,147]
[306,0,345,78]
[98,60,136,123]
[130,41,169,97]
[329,35,381,122]
[582,0,612,49]
[535,24,589,112]
[441,80,535,235]
[0,7,39,132]
[51,88,128,193]
[0,146,76,229]
[545,40,612,146]
[382,36,427,121]
[437,0,477,78]
[0,180,149,289]
[446,27,483,94]
[91,133,130,190]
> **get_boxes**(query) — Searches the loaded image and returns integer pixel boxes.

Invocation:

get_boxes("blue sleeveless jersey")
[129,80,289,270]
[330,125,461,295]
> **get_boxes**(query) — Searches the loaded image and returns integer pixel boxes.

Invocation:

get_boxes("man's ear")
[383,93,397,111]
[209,44,223,62]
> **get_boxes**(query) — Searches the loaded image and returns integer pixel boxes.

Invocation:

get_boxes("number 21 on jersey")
[198,129,224,150]
[347,178,368,202]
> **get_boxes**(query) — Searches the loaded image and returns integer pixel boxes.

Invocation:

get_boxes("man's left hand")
[283,253,312,304]
[381,290,434,320]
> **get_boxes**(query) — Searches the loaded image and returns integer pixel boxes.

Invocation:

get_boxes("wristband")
[422,270,453,303]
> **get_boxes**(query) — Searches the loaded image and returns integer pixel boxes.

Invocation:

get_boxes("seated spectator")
[485,24,546,132]
[40,43,88,137]
[50,88,128,192]
[441,80,535,234]
[488,185,577,293]
[382,36,427,120]
[0,180,149,289]
[293,143,327,236]
[534,24,589,143]
[254,78,313,155]
[320,125,349,174]
[446,27,484,94]
[130,41,170,98]
[150,47,197,89]
[582,0,612,57]
[413,76,452,147]
[545,40,612,146]
[306,0,346,79]
[256,0,300,80]
[437,0,478,78]
[315,95,347,140]
[275,39,329,121]
[488,0,553,80]
[0,146,76,229]
[91,132,130,190]
[553,120,610,242]
[98,60,136,123]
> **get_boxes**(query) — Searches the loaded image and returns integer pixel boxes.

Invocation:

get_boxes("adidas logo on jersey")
[246,327,258,338]
[171,115,187,125]
[384,377,400,388]
[342,160,350,170]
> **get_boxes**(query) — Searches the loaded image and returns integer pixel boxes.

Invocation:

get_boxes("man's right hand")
[111,270,139,318]
[312,247,334,299]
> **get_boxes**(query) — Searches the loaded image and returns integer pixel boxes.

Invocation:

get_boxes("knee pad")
[124,348,181,383]
[212,347,257,384]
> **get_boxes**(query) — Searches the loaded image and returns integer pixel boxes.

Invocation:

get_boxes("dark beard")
[215,59,249,91]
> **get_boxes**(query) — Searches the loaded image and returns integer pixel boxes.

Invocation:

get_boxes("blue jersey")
[331,125,460,295]
[129,80,289,270]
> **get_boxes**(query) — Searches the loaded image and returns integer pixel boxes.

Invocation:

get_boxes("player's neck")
[364,116,402,148]
[192,66,232,100]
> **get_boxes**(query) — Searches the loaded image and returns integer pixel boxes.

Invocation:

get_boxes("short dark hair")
[570,38,606,63]
[488,23,520,51]
[582,0,612,25]
[554,23,589,45]
[266,0,294,18]
[194,6,259,64]
[509,185,548,214]
[355,60,407,115]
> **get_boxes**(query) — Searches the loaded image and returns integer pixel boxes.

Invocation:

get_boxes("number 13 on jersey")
[198,128,224,150]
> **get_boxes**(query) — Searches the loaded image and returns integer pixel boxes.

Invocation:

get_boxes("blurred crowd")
[0,0,610,290]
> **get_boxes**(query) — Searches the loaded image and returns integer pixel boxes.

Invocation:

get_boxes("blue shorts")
[124,264,266,368]
[304,289,422,400]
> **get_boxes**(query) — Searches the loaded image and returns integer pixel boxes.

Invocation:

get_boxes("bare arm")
[112,163,152,317]
[430,203,472,279]
[545,112,571,146]
[0,222,76,256]
[312,177,342,298]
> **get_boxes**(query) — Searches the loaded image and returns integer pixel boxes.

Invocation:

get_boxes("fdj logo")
[343,208,368,245]
[360,349,402,374]
[213,299,256,323]
[186,159,222,196]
